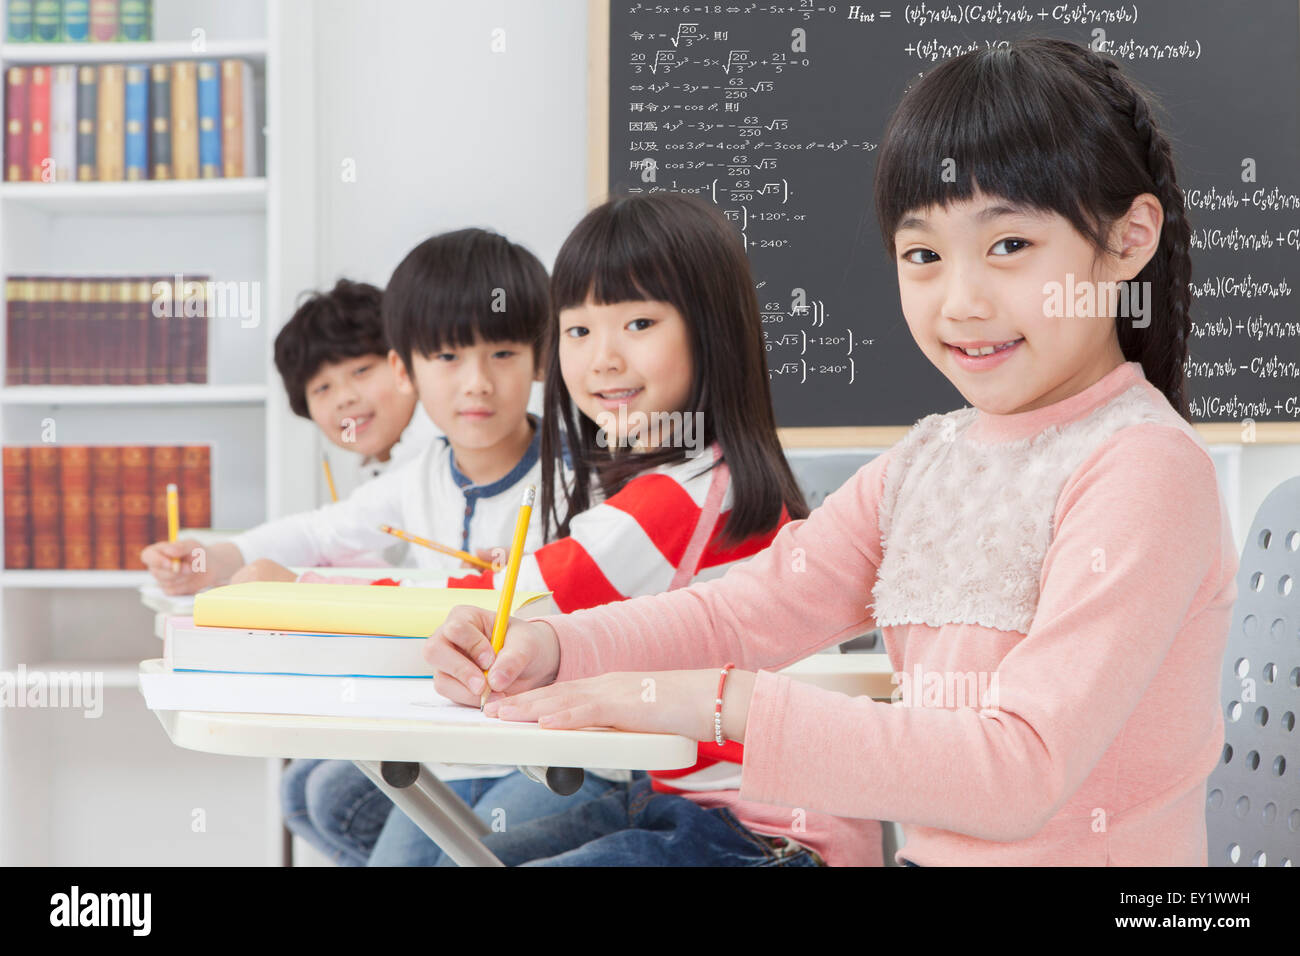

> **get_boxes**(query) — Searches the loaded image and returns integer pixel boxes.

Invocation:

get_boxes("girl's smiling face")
[558,295,694,448]
[893,189,1162,415]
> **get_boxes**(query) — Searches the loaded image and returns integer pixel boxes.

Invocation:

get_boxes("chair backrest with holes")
[1205,476,1300,867]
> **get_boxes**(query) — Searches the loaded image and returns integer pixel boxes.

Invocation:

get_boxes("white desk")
[142,660,697,866]
[143,651,896,866]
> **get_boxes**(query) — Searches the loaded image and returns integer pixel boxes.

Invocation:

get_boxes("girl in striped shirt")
[366,192,864,866]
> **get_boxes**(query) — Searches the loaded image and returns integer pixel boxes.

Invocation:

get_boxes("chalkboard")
[593,0,1300,442]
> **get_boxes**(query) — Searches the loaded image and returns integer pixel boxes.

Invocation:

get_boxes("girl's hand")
[229,558,299,585]
[140,539,244,595]
[485,669,757,743]
[425,605,561,706]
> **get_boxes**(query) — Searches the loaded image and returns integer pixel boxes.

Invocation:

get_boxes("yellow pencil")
[166,482,180,572]
[322,454,338,503]
[481,484,535,709]
[378,524,496,571]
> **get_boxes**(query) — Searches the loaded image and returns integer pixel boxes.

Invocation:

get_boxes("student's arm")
[738,425,1233,840]
[526,452,892,677]
[229,463,407,568]
[437,469,771,613]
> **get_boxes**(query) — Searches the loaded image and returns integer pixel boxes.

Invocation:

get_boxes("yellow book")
[96,65,124,182]
[193,582,551,637]
[170,61,199,180]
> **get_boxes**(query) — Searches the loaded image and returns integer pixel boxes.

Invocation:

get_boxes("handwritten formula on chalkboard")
[607,1,1300,428]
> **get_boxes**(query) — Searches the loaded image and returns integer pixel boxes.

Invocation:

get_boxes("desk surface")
[142,661,699,769]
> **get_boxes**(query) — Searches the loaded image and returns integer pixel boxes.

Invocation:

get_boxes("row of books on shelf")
[3,443,210,570]
[5,274,208,385]
[4,58,258,182]
[5,0,150,43]
[6,0,151,43]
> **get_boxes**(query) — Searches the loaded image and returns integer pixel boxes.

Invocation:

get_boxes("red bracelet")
[713,663,736,746]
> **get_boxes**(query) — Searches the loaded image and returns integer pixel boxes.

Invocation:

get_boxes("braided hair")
[874,37,1194,420]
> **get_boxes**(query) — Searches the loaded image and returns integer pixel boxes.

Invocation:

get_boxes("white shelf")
[0,384,268,405]
[0,40,268,64]
[0,570,150,589]
[0,178,267,215]
[2,660,139,688]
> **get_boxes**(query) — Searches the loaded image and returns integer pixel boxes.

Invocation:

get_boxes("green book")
[32,0,60,41]
[7,0,34,42]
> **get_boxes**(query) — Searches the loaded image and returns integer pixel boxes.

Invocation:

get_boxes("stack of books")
[4,58,258,182]
[142,582,552,719]
[4,273,209,385]
[7,0,153,43]
[2,442,211,569]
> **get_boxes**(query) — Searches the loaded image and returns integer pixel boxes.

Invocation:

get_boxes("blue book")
[61,0,86,40]
[7,1,34,42]
[196,59,221,178]
[123,64,147,179]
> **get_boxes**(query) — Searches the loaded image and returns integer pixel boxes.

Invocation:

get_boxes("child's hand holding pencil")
[426,605,561,706]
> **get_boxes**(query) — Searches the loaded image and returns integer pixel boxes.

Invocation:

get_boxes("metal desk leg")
[355,760,503,867]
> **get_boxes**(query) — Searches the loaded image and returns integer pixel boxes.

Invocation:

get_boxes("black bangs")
[873,42,1150,257]
[551,195,694,314]
[383,228,550,369]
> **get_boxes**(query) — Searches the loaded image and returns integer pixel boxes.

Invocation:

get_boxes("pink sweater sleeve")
[740,424,1231,840]
[534,453,891,678]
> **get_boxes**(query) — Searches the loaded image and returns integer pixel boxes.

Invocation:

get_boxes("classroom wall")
[287,0,589,504]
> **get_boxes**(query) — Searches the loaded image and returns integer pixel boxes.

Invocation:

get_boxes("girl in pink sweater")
[425,37,1238,866]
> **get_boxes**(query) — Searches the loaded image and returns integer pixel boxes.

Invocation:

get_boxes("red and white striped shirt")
[436,442,792,792]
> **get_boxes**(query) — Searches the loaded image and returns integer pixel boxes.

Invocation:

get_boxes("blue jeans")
[367,769,636,866]
[282,759,394,867]
[477,777,824,867]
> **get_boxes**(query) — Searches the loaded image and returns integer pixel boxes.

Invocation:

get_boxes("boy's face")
[892,188,1160,415]
[304,353,417,460]
[392,338,539,451]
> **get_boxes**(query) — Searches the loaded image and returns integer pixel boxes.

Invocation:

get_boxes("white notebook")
[138,664,491,723]
[165,617,433,678]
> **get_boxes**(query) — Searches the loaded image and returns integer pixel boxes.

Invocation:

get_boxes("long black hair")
[873,37,1193,420]
[541,192,808,546]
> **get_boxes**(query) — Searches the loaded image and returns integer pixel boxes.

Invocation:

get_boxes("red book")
[89,0,118,42]
[27,65,51,183]
[147,276,169,384]
[5,277,29,386]
[30,446,61,570]
[68,279,92,386]
[126,277,149,385]
[180,445,211,529]
[47,278,74,386]
[86,280,112,385]
[5,67,28,182]
[105,279,133,385]
[167,277,191,384]
[25,279,54,386]
[3,446,32,569]
[120,445,152,569]
[60,446,92,570]
[188,279,208,383]
[91,445,121,569]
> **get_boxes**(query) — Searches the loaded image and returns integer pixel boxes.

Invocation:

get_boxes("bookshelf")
[0,0,318,866]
